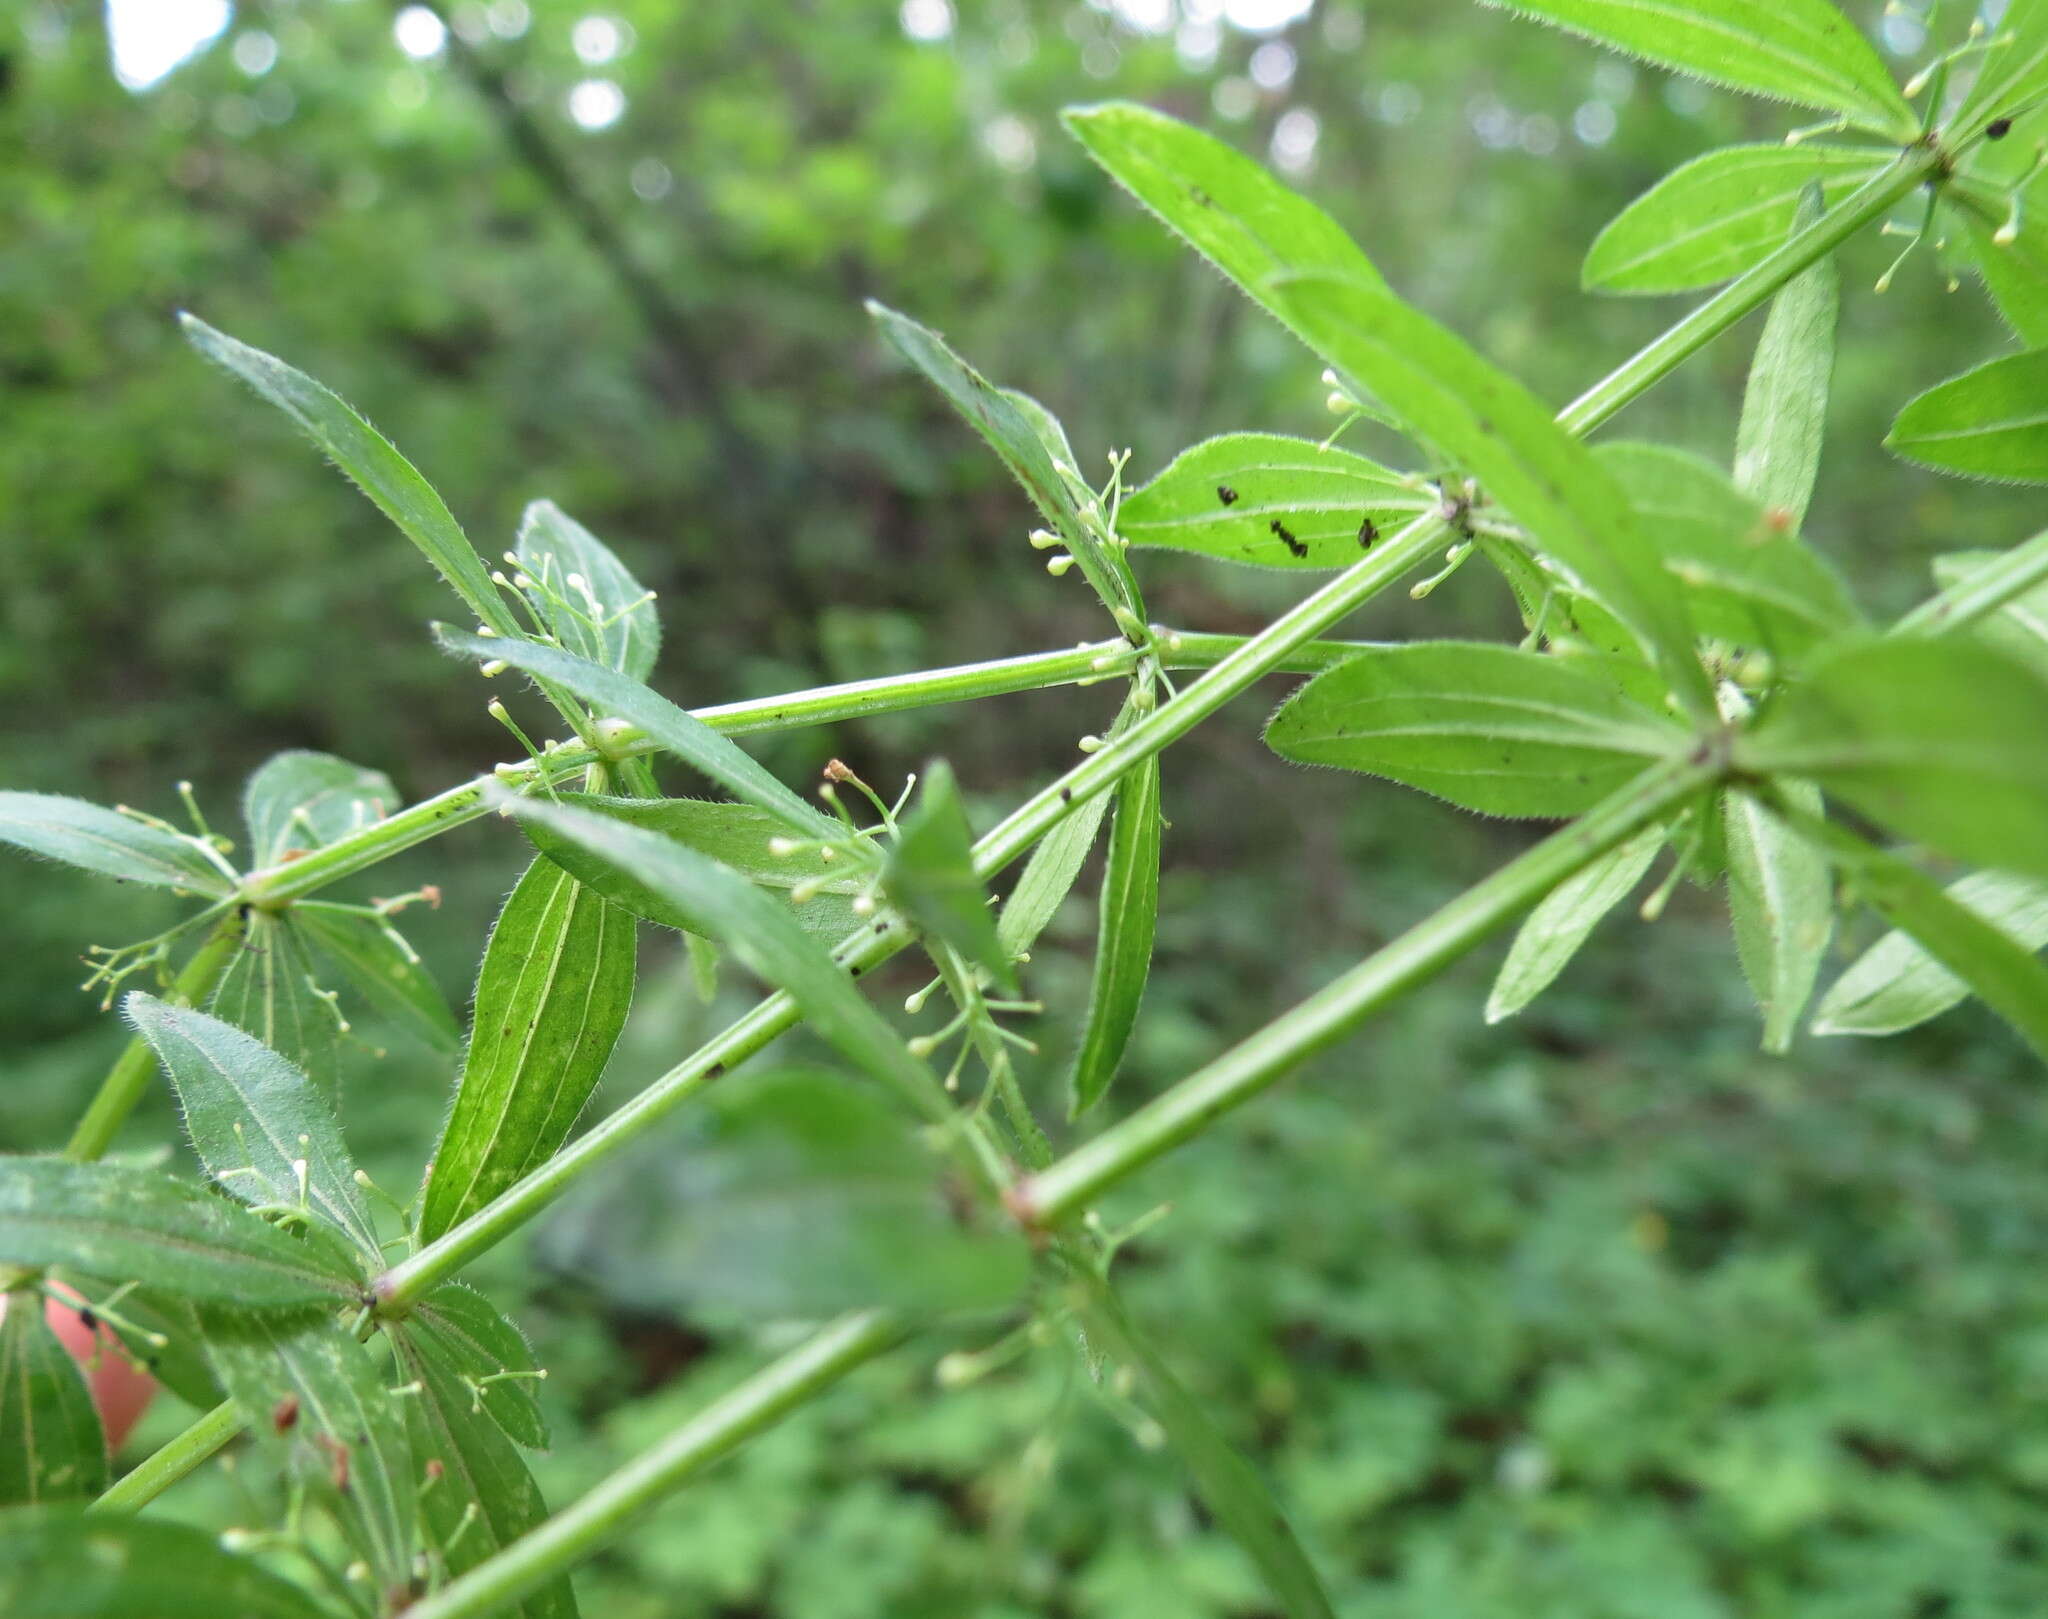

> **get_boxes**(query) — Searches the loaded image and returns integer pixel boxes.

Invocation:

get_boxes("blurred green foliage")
[6,0,2047,1610]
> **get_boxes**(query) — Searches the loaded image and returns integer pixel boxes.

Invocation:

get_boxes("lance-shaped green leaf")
[435,627,835,839]
[884,762,1014,994]
[1734,183,1837,530]
[1950,188,2048,347]
[1598,442,1863,658]
[1072,1275,1337,1619]
[536,1068,1027,1320]
[1585,144,1886,295]
[1478,0,1914,133]
[204,1311,417,1597]
[1887,348,2048,484]
[1739,636,2048,881]
[126,993,379,1260]
[1267,643,1689,818]
[180,314,520,638]
[0,1510,334,1619]
[241,751,397,868]
[0,1158,361,1309]
[1951,0,2048,132]
[1814,868,2048,1035]
[1117,434,1432,569]
[206,913,341,1099]
[1003,386,1147,613]
[867,302,1141,621]
[522,795,865,946]
[997,789,1114,959]
[1270,272,1714,718]
[499,795,945,1118]
[1724,783,1833,1051]
[515,499,661,681]
[391,1317,576,1618]
[1926,547,2048,677]
[1486,821,1667,1021]
[1069,755,1162,1118]
[419,857,636,1244]
[401,1283,548,1451]
[295,902,461,1054]
[0,1294,107,1505]
[0,792,233,896]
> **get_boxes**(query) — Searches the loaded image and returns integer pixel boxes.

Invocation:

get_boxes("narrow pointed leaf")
[0,792,232,896]
[1585,144,1885,294]
[1951,0,2048,131]
[498,795,943,1117]
[1927,547,2048,676]
[295,902,461,1054]
[1887,348,2048,484]
[1734,183,1837,530]
[391,1319,576,1618]
[1487,822,1666,1021]
[1118,434,1432,569]
[1725,784,1833,1051]
[203,1311,417,1596]
[419,857,636,1244]
[0,1510,333,1619]
[1270,273,1714,717]
[515,500,661,681]
[241,752,397,868]
[0,1159,361,1309]
[435,628,835,839]
[1069,755,1162,1118]
[1267,643,1688,818]
[1739,636,2048,880]
[126,993,379,1259]
[885,762,1015,994]
[404,1283,548,1451]
[1951,196,2048,346]
[1815,868,2048,1035]
[1478,0,1914,132]
[0,1295,107,1504]
[181,314,519,638]
[206,913,341,1099]
[997,789,1114,958]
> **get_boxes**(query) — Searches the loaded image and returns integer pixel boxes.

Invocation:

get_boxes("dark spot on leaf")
[272,1395,299,1434]
[1269,519,1307,558]
[76,1307,98,1332]
[1190,186,1213,207]
[1987,116,2013,140]
[1358,518,1379,550]
[1216,484,1238,506]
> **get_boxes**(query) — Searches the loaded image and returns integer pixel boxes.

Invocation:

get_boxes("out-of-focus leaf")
[515,499,660,681]
[203,1311,416,1598]
[1951,0,2048,132]
[536,1068,1027,1321]
[126,993,378,1259]
[180,314,520,638]
[1270,273,1713,718]
[1486,822,1667,1021]
[295,903,460,1054]
[1950,190,2048,346]
[997,791,1114,959]
[1478,0,1914,132]
[1725,783,1834,1052]
[0,1294,107,1505]
[206,914,341,1099]
[885,762,1014,994]
[500,796,942,1116]
[0,1509,332,1618]
[49,1278,219,1412]
[1734,183,1837,530]
[1267,643,1687,818]
[434,628,835,839]
[1887,349,2048,484]
[0,1159,362,1310]
[1927,547,2048,677]
[1585,144,1885,294]
[403,1282,547,1451]
[1118,434,1430,569]
[240,752,397,868]
[391,1319,575,1618]
[0,793,232,896]
[420,857,636,1244]
[1739,636,2048,880]
[1069,755,1162,1118]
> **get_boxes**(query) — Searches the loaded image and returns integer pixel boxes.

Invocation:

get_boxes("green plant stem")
[1892,525,2048,636]
[88,1399,242,1514]
[400,1311,904,1619]
[1012,752,1723,1228]
[240,631,1382,910]
[1557,146,1942,436]
[64,914,246,1162]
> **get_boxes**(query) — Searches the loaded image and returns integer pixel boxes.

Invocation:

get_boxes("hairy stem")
[88,1399,242,1514]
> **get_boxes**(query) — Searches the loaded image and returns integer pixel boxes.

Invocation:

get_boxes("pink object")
[0,1287,158,1451]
